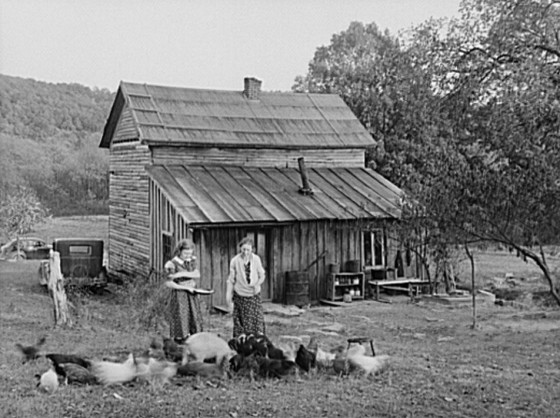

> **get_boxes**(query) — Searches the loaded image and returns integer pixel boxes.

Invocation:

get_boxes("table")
[368,278,430,301]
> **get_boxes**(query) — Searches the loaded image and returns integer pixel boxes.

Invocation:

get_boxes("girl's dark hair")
[173,238,194,256]
[238,237,254,250]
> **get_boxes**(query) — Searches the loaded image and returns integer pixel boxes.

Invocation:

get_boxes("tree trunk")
[518,245,560,308]
[48,250,72,327]
[465,244,476,329]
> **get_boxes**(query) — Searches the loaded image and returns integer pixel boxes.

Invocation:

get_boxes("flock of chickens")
[16,332,390,394]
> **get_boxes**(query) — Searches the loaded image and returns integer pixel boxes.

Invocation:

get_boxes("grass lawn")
[0,217,559,417]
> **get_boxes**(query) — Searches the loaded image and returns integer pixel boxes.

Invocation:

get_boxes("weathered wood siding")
[112,108,139,145]
[148,198,423,307]
[108,143,151,280]
[149,179,191,276]
[192,220,366,307]
[151,147,365,168]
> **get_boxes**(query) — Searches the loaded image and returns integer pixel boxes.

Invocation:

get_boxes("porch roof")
[146,165,403,226]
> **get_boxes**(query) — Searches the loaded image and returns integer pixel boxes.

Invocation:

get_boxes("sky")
[0,0,461,93]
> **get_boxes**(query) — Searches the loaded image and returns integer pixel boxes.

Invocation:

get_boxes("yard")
[0,217,559,417]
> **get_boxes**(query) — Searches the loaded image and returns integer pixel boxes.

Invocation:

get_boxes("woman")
[226,237,266,338]
[164,239,203,344]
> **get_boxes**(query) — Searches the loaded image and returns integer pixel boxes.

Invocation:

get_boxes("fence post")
[48,250,72,327]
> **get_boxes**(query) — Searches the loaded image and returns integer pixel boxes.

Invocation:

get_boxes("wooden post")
[48,250,72,327]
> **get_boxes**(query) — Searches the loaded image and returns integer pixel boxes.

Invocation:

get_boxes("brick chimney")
[243,77,262,100]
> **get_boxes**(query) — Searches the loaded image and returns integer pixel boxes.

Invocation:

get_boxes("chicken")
[332,347,356,375]
[146,336,165,359]
[45,353,91,378]
[178,354,231,379]
[162,337,183,362]
[136,356,178,386]
[59,363,98,385]
[90,353,137,385]
[295,344,316,372]
[229,334,268,357]
[347,354,390,377]
[255,357,296,379]
[36,367,59,393]
[307,336,335,369]
[16,336,46,363]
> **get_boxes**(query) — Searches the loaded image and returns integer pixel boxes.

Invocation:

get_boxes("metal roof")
[146,165,403,226]
[100,81,375,149]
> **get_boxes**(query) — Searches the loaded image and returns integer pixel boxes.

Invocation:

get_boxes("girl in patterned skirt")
[226,237,266,338]
[164,239,204,344]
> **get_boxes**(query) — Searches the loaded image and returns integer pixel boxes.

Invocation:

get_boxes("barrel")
[285,271,310,307]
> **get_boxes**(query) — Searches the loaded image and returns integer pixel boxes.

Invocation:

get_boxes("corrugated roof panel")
[341,169,401,218]
[147,165,402,225]
[146,166,208,221]
[165,166,230,223]
[209,167,293,222]
[108,82,376,149]
[135,110,163,125]
[266,169,345,220]
[128,95,157,110]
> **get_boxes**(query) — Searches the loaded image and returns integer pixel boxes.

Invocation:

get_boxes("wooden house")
[99,77,421,306]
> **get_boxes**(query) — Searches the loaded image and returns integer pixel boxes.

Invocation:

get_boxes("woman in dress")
[226,237,266,338]
[164,239,203,344]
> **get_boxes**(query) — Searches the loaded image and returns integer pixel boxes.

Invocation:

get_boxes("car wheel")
[9,251,26,261]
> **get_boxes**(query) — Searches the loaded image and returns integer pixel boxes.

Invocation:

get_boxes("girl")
[164,239,203,343]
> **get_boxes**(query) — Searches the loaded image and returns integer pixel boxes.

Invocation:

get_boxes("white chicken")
[90,353,137,385]
[37,367,59,393]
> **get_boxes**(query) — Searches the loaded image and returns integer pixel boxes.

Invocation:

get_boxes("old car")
[0,237,51,261]
[38,238,107,289]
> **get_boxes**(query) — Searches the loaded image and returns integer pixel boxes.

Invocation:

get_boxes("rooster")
[16,336,46,363]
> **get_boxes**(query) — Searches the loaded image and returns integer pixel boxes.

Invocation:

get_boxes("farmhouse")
[99,77,421,306]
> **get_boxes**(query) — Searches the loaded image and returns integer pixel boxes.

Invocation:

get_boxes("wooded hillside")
[0,74,114,215]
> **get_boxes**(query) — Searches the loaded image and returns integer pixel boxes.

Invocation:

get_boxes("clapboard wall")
[108,143,151,280]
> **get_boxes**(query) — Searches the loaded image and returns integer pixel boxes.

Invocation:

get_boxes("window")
[69,245,92,255]
[162,232,173,266]
[363,230,385,268]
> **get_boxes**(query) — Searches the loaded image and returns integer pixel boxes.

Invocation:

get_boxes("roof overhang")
[146,165,403,227]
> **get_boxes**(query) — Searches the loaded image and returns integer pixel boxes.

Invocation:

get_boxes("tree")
[294,0,560,307]
[0,187,48,248]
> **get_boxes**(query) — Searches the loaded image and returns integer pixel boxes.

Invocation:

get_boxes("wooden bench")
[368,279,430,302]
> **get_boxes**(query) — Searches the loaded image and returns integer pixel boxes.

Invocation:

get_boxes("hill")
[0,74,115,215]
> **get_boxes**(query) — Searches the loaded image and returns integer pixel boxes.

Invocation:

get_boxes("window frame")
[362,229,386,270]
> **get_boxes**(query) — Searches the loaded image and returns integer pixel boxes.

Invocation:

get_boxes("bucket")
[328,263,340,274]
[285,271,310,307]
[345,259,361,273]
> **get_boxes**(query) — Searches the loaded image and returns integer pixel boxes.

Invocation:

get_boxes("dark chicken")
[16,336,46,363]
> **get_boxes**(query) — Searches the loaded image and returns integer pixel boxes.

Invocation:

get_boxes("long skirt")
[167,289,203,339]
[232,292,265,338]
